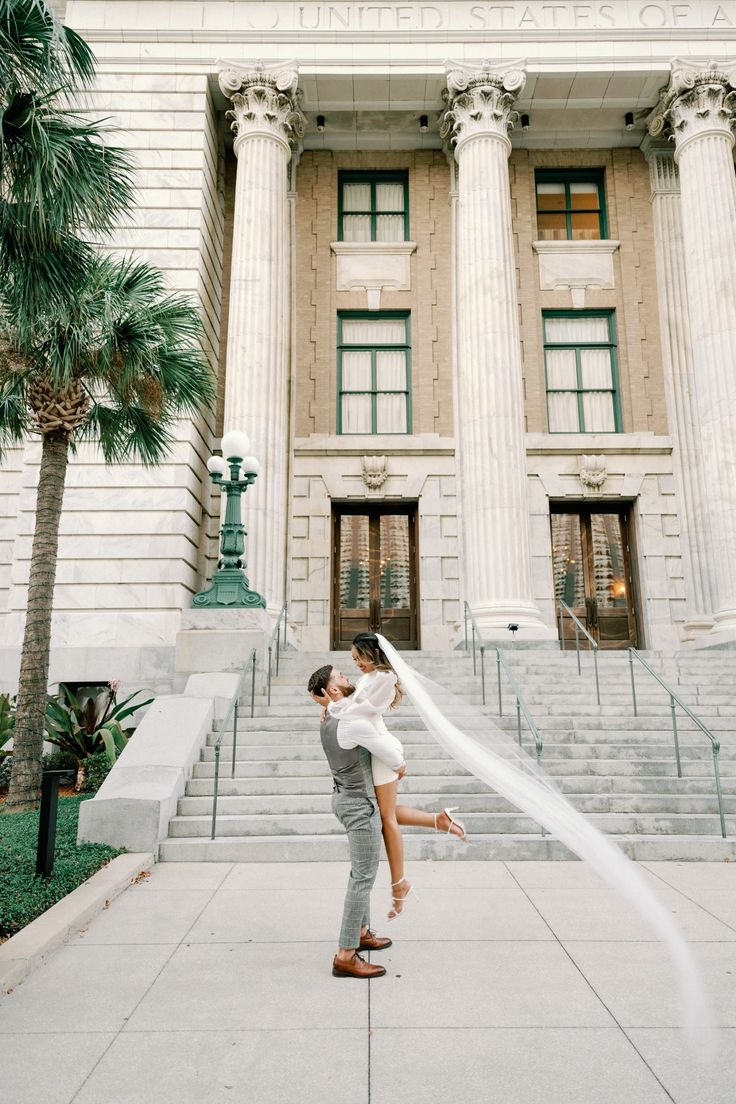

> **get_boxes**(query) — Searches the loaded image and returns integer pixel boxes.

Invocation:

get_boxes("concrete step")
[167,811,736,838]
[190,755,728,777]
[185,773,736,796]
[158,833,736,863]
[176,792,736,817]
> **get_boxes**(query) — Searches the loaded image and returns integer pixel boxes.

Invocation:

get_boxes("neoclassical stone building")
[3,1,736,686]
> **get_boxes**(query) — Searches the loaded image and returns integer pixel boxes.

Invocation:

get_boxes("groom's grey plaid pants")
[332,791,382,948]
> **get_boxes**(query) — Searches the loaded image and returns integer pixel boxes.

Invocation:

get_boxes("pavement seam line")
[640,862,736,936]
[502,861,678,1104]
[67,861,235,1104]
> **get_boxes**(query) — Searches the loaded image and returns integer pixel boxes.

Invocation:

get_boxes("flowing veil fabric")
[375,633,716,1057]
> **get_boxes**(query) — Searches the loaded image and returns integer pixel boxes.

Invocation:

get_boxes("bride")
[316,631,467,918]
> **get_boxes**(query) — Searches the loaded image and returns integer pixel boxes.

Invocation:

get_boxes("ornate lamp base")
[192,567,266,609]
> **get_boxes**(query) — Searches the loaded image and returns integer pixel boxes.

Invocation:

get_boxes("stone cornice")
[440,59,526,157]
[217,59,306,155]
[648,58,736,157]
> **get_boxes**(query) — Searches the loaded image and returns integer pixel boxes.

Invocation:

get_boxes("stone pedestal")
[653,61,736,646]
[442,61,552,641]
[642,138,715,638]
[218,62,304,616]
[175,608,270,675]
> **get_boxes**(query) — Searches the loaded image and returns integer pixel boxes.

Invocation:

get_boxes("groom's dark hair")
[307,664,334,696]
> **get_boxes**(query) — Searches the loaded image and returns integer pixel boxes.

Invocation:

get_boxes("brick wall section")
[294,150,452,438]
[511,148,667,436]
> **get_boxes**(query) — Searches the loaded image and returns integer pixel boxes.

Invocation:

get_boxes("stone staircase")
[159,648,736,861]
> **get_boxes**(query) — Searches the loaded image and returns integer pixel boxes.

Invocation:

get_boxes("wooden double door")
[332,504,418,650]
[552,506,638,649]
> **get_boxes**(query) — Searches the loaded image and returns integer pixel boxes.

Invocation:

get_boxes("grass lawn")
[0,795,121,941]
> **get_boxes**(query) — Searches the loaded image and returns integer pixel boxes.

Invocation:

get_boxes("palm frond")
[0,225,94,338]
[82,401,176,466]
[0,1,96,92]
[1,93,136,242]
[0,372,31,453]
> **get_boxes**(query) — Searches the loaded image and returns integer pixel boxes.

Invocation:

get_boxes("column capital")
[640,135,679,196]
[217,59,305,156]
[648,58,736,158]
[440,59,526,157]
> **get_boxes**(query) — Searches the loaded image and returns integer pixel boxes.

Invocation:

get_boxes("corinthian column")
[217,61,305,614]
[441,61,552,639]
[651,60,736,644]
[641,138,715,637]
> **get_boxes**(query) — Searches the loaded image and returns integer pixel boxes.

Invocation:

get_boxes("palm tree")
[1,255,216,809]
[1,0,135,317]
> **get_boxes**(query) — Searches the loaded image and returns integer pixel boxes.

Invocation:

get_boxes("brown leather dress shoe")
[359,929,392,951]
[332,952,386,979]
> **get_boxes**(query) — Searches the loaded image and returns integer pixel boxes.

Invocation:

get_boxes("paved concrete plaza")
[1,859,735,1104]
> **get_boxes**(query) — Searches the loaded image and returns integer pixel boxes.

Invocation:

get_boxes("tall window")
[338,313,411,434]
[536,170,606,241]
[544,312,620,433]
[338,171,409,242]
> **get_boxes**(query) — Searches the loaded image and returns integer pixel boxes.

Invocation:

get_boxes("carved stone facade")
[3,3,735,681]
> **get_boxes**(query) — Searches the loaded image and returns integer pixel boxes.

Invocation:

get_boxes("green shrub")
[42,748,77,772]
[0,796,121,939]
[79,750,111,793]
[0,755,11,789]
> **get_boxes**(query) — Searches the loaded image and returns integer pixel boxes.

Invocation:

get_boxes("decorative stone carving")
[218,60,305,154]
[440,59,526,151]
[579,455,607,491]
[648,58,736,153]
[362,455,388,491]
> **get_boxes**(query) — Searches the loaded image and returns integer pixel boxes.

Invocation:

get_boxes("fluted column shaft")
[643,141,715,634]
[655,61,736,640]
[443,62,551,638]
[218,63,304,614]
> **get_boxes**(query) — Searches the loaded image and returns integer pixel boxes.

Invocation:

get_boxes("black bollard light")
[36,769,74,878]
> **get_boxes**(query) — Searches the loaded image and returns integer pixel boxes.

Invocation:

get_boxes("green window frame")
[543,310,621,434]
[535,169,607,241]
[337,311,412,435]
[337,170,410,242]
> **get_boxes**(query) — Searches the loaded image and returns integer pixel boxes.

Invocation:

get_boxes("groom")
[307,664,404,979]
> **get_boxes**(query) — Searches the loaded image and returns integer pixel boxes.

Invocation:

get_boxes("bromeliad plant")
[44,681,153,791]
[0,692,15,758]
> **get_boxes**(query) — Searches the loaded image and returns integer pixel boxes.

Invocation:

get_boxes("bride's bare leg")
[374,780,410,917]
[397,806,465,839]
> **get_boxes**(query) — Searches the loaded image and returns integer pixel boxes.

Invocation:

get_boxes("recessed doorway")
[332,504,419,650]
[551,505,639,649]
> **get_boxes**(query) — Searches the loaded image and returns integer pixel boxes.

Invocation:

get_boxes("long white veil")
[376,633,716,1058]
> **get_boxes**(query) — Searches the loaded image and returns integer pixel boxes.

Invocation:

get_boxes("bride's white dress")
[327,669,404,786]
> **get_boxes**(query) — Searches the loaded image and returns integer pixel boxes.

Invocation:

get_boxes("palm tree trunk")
[6,434,69,811]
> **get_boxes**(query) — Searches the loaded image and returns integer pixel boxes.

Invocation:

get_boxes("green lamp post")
[192,429,266,609]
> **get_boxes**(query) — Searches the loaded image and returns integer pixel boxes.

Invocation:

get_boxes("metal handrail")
[211,648,257,840]
[463,602,543,766]
[627,648,726,839]
[558,600,601,706]
[464,600,487,704]
[267,602,288,706]
[495,648,544,766]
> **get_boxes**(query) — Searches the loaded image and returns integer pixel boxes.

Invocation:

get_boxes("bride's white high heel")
[388,877,417,920]
[435,806,469,843]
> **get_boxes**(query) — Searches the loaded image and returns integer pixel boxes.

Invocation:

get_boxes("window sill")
[331,241,417,309]
[532,239,620,308]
